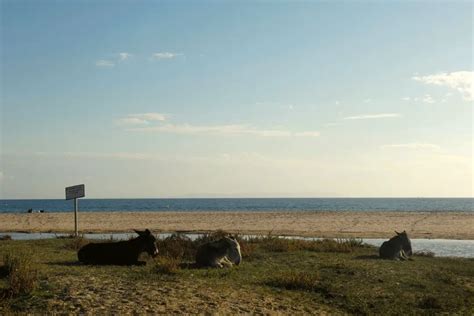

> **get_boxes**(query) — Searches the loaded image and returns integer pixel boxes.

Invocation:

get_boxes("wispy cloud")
[96,60,115,67]
[118,52,132,61]
[413,71,474,101]
[116,113,168,126]
[343,113,401,120]
[151,52,183,60]
[381,143,441,150]
[420,94,435,104]
[127,123,319,138]
[35,151,156,161]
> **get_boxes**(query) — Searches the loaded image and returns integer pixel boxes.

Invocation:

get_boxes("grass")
[1,253,39,298]
[0,236,473,314]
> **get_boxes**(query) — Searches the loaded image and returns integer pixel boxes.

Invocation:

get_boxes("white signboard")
[65,184,85,200]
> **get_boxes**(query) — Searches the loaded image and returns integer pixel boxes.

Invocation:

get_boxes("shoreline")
[0,211,473,240]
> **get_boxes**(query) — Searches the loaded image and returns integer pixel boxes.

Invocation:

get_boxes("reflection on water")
[363,238,474,259]
[1,232,473,258]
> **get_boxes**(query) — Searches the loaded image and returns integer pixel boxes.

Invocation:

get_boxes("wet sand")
[0,211,472,239]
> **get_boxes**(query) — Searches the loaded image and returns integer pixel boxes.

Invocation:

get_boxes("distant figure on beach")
[27,208,33,213]
[78,229,158,265]
[196,236,242,268]
[379,231,412,260]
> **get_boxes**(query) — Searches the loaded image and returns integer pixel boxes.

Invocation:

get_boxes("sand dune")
[0,211,472,239]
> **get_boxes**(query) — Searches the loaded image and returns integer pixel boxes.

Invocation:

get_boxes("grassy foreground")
[0,234,473,315]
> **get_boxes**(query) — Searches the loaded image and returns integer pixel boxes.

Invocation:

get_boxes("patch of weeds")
[151,256,181,275]
[1,253,38,298]
[266,271,321,292]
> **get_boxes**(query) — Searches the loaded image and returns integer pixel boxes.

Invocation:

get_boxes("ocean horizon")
[1,197,472,213]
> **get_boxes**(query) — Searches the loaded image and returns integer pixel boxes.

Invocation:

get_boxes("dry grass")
[1,253,38,298]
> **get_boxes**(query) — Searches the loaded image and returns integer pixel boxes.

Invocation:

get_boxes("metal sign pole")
[65,184,84,237]
[74,198,78,237]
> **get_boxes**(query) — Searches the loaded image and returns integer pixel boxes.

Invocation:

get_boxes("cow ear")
[145,229,151,235]
[134,229,144,236]
[395,231,400,235]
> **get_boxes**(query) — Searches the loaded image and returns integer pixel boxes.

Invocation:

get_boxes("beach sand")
[0,211,472,239]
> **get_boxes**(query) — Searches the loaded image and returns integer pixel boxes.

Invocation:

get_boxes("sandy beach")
[0,211,472,239]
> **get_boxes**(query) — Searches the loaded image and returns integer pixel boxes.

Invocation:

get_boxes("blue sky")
[1,1,472,198]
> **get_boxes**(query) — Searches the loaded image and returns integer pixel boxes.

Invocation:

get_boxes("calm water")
[0,198,472,213]
[1,232,473,258]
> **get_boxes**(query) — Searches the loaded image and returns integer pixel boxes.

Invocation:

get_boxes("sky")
[1,1,473,199]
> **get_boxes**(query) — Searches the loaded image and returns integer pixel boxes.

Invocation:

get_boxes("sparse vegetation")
[0,236,472,314]
[1,253,38,298]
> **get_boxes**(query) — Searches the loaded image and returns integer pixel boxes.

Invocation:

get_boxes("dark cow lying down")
[78,229,158,265]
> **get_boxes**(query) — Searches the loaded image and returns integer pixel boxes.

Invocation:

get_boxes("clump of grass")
[266,271,321,291]
[0,234,12,241]
[151,256,181,275]
[1,253,38,298]
[414,250,435,257]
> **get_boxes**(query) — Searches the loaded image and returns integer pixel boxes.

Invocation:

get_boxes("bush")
[1,253,38,297]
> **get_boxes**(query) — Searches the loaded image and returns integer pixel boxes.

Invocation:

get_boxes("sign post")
[65,184,85,237]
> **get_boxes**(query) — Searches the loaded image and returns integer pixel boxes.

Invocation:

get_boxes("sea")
[0,198,473,213]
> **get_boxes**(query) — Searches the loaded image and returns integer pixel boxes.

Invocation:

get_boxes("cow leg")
[221,257,234,267]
